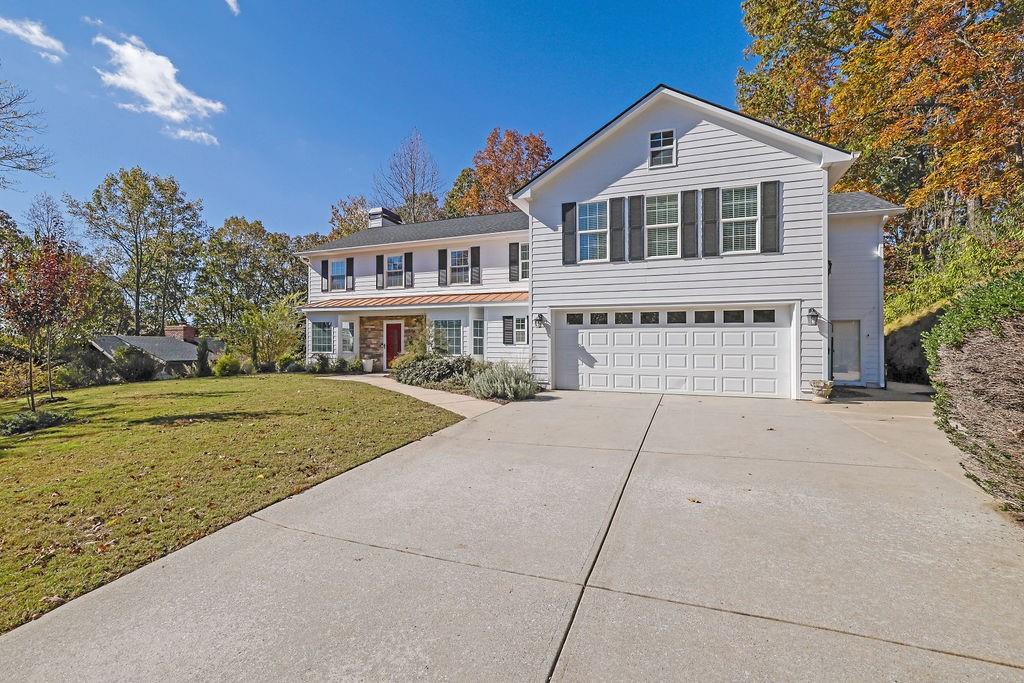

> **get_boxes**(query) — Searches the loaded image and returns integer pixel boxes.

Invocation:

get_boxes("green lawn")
[0,374,461,633]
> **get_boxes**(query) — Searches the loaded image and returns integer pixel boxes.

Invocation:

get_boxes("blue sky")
[0,1,752,237]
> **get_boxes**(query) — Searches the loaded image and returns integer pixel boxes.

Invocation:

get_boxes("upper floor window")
[311,321,333,353]
[386,254,404,288]
[578,200,608,262]
[519,243,530,279]
[722,186,759,253]
[329,260,346,291]
[450,249,470,284]
[645,193,679,258]
[649,130,675,168]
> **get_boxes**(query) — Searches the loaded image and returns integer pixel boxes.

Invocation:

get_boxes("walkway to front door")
[384,321,403,368]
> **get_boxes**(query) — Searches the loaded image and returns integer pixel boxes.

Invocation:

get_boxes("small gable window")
[649,130,675,168]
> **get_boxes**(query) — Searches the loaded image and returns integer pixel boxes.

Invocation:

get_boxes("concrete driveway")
[4,390,1024,680]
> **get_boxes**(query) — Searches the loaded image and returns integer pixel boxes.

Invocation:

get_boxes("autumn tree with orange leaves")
[738,0,1024,246]
[451,128,552,215]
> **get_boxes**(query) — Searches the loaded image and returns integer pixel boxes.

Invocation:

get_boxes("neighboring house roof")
[299,212,528,254]
[91,335,201,364]
[303,291,529,310]
[513,84,857,200]
[828,191,905,215]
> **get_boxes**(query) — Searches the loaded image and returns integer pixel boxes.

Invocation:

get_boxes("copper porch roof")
[304,291,529,309]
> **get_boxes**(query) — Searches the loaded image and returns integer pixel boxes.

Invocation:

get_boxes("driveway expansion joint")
[583,584,1024,673]
[247,513,578,588]
[545,393,665,682]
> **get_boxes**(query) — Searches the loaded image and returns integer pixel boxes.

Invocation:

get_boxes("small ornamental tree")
[0,237,91,410]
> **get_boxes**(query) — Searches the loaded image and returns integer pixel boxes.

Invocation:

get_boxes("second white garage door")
[552,305,792,398]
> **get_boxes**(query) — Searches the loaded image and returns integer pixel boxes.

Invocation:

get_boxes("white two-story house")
[299,84,902,399]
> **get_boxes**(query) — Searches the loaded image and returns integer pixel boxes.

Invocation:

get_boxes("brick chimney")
[165,324,197,343]
[368,207,402,228]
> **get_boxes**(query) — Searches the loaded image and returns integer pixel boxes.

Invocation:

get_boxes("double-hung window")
[645,193,679,258]
[386,254,404,288]
[472,319,484,356]
[329,260,346,291]
[578,201,608,262]
[450,249,470,284]
[519,244,530,279]
[339,321,354,353]
[514,316,527,344]
[722,186,759,253]
[649,130,674,168]
[434,320,462,355]
[310,321,333,353]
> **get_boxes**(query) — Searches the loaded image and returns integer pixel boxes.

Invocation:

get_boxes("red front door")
[385,323,403,368]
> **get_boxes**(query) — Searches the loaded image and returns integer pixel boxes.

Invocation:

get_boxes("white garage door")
[553,306,792,398]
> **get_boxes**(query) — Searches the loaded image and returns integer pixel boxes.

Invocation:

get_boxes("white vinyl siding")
[645,193,679,258]
[527,98,827,396]
[305,236,529,303]
[577,201,608,262]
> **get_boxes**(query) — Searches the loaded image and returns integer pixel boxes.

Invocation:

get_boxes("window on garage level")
[667,311,687,324]
[578,201,609,262]
[567,313,584,325]
[311,321,333,353]
[724,310,745,323]
[695,311,715,324]
[753,309,776,323]
[645,194,679,258]
[615,312,633,325]
[590,312,608,325]
[433,320,462,355]
[641,312,659,324]
[721,186,759,254]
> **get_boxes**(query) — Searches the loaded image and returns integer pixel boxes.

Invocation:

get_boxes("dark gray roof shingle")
[92,335,200,363]
[304,211,528,252]
[828,191,903,215]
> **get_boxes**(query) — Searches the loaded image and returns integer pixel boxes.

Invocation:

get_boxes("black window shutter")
[702,188,720,257]
[761,181,780,253]
[437,249,448,286]
[682,190,698,258]
[609,197,625,262]
[470,246,481,284]
[561,203,576,265]
[345,257,354,290]
[508,242,520,281]
[404,251,414,287]
[320,259,328,292]
[502,316,514,345]
[375,255,384,289]
[628,195,644,261]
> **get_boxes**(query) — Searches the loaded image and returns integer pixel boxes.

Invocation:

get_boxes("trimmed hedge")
[923,272,1024,515]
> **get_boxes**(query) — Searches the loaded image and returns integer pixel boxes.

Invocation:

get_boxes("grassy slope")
[0,374,460,633]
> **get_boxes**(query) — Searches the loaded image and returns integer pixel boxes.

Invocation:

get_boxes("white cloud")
[165,127,220,146]
[81,16,105,28]
[0,16,66,63]
[225,0,240,16]
[93,34,225,125]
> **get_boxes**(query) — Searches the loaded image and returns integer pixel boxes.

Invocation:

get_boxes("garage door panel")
[553,306,791,399]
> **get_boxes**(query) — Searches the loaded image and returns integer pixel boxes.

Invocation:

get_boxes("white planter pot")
[811,395,831,404]
[361,359,375,373]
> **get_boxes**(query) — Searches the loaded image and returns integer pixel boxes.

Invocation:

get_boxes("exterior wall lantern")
[533,313,546,328]
[806,307,820,326]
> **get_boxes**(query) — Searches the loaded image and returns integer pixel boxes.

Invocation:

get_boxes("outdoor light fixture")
[806,308,820,326]
[533,313,546,328]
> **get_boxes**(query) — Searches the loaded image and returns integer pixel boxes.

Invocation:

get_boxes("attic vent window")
[649,130,675,168]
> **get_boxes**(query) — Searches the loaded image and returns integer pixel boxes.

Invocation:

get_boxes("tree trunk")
[134,268,142,335]
[46,326,54,400]
[251,336,259,366]
[27,334,36,412]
